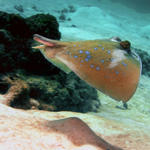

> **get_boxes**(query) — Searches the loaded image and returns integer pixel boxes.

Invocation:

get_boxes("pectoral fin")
[49,57,72,74]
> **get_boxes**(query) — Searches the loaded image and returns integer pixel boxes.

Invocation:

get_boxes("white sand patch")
[0,0,150,127]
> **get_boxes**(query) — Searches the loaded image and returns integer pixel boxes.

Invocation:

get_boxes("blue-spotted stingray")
[33,34,142,105]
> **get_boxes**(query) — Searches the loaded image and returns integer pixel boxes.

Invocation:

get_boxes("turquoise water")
[0,0,150,52]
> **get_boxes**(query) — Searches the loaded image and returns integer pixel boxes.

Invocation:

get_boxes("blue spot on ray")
[121,62,127,67]
[100,59,104,63]
[96,66,100,71]
[87,55,91,59]
[115,71,119,74]
[85,51,90,55]
[79,50,83,54]
[94,47,98,50]
[81,60,84,63]
[110,58,115,62]
[102,47,104,50]
[107,50,111,54]
[74,55,78,58]
[73,45,76,47]
[90,64,94,68]
[85,58,89,62]
[98,45,102,47]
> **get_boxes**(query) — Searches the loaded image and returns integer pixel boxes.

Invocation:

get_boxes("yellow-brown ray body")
[33,34,142,102]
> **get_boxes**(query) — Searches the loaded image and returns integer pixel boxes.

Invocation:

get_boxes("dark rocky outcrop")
[0,11,100,113]
[26,14,61,40]
[136,49,150,77]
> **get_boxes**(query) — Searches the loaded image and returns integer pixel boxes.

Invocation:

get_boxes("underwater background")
[0,0,150,149]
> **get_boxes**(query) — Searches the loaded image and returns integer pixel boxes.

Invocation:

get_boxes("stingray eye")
[120,40,131,54]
